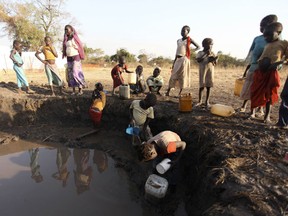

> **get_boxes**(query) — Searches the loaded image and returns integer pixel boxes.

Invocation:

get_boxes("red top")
[111,64,128,88]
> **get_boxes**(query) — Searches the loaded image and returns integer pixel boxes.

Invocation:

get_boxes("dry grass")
[1,64,286,97]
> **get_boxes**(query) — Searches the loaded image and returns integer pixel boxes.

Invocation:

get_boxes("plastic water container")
[210,104,235,117]
[145,174,168,199]
[119,84,130,99]
[179,93,192,112]
[156,158,171,174]
[125,125,140,136]
[128,73,137,84]
[234,78,245,96]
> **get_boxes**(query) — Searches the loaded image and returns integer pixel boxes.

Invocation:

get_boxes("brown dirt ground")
[0,65,287,216]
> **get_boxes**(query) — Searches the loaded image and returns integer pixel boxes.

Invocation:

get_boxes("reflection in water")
[0,142,151,216]
[73,149,93,194]
[28,148,43,183]
[93,149,108,173]
[52,147,71,187]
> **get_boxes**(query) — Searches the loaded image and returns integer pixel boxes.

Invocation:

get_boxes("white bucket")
[156,158,171,174]
[145,174,168,199]
[128,73,137,84]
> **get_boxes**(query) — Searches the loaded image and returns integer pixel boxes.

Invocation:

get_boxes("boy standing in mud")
[129,93,157,143]
[196,38,218,108]
[250,22,288,124]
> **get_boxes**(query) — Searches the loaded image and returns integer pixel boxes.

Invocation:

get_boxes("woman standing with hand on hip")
[62,24,86,95]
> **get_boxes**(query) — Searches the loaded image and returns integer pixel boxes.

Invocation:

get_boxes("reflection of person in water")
[93,149,108,173]
[73,149,92,194]
[28,148,43,183]
[52,147,71,187]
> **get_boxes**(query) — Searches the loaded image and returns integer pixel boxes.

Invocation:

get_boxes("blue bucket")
[126,126,140,136]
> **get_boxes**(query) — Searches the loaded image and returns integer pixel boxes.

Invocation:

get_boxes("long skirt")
[45,64,63,86]
[13,64,29,88]
[169,56,190,89]
[277,77,288,127]
[250,69,280,109]
[67,60,86,88]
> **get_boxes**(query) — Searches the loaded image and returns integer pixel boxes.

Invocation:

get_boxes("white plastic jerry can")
[119,84,130,99]
[210,104,235,117]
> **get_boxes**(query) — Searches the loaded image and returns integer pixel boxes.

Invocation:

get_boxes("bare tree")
[0,0,70,50]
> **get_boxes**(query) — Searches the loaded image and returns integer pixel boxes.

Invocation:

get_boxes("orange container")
[179,93,192,112]
[234,78,245,96]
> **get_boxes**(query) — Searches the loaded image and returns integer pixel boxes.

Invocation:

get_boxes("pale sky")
[1,0,288,60]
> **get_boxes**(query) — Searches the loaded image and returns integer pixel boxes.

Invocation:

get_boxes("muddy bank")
[0,90,288,216]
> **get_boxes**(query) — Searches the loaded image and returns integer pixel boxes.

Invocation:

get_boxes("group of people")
[9,18,288,185]
[237,14,288,129]
[10,24,86,96]
[111,57,164,96]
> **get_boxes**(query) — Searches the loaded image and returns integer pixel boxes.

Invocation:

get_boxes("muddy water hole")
[0,91,288,216]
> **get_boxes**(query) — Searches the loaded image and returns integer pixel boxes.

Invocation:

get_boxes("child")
[139,130,186,163]
[129,93,157,143]
[9,40,34,94]
[166,25,200,97]
[146,67,164,95]
[111,56,133,95]
[195,38,218,108]
[130,65,147,94]
[250,22,288,124]
[239,15,278,114]
[89,82,106,128]
[35,36,65,96]
[139,130,186,189]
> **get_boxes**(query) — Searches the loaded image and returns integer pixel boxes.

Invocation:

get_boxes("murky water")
[0,143,144,216]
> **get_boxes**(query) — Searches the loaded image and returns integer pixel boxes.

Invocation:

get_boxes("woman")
[62,24,86,95]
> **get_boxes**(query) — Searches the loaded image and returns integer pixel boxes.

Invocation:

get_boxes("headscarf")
[62,25,85,60]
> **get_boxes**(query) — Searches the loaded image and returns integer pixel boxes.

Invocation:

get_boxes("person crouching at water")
[129,93,157,143]
[89,82,106,128]
[35,36,65,96]
[139,131,186,189]
[146,67,164,95]
[139,130,186,163]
